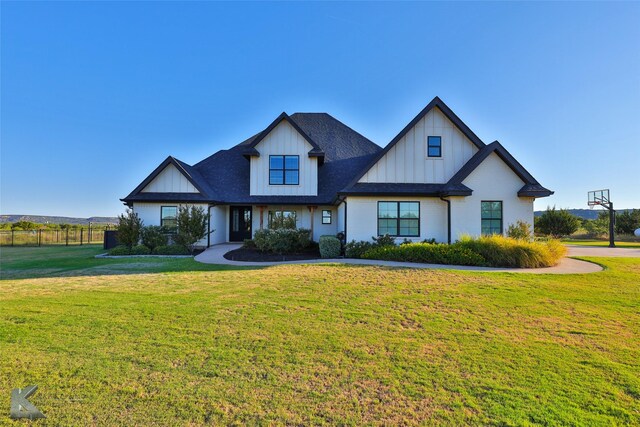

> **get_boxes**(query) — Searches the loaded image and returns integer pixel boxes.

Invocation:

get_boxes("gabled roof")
[445,141,553,198]
[345,96,486,188]
[122,156,214,203]
[241,112,325,160]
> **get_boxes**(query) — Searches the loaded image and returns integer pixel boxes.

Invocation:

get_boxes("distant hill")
[0,214,118,225]
[534,208,636,220]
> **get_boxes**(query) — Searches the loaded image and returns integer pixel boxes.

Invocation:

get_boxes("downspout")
[440,196,451,244]
[343,199,348,243]
[207,205,212,248]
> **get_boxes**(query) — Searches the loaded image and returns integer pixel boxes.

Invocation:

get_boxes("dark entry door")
[230,206,252,242]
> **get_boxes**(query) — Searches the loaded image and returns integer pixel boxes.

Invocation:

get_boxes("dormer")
[243,113,324,196]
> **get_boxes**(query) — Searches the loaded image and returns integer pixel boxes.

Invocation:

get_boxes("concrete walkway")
[195,243,609,274]
[566,245,640,258]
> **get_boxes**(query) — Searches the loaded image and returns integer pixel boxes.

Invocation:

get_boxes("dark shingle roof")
[121,113,383,205]
[339,183,471,197]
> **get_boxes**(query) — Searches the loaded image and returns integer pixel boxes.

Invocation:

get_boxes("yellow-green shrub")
[455,235,566,268]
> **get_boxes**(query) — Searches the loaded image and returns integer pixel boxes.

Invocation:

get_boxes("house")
[122,97,552,247]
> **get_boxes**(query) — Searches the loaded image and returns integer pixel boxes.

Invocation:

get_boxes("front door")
[229,206,252,242]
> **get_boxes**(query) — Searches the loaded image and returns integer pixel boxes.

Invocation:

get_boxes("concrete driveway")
[566,245,640,258]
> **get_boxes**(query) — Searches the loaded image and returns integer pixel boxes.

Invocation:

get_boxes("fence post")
[57,229,60,243]
[80,228,83,245]
[38,229,42,246]
[11,230,14,246]
[66,229,69,246]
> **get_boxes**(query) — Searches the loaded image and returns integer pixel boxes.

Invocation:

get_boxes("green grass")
[562,239,640,248]
[0,246,639,425]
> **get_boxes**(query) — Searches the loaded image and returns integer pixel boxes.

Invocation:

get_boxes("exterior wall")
[449,152,534,240]
[209,205,228,245]
[141,164,199,193]
[132,202,210,247]
[345,196,448,243]
[250,121,318,196]
[250,205,337,241]
[359,107,478,184]
[337,201,346,235]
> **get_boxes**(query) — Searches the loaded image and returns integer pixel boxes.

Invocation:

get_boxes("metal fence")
[0,228,109,246]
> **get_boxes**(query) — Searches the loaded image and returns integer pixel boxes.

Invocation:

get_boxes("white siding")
[250,121,318,196]
[345,196,448,243]
[209,205,228,245]
[337,201,346,235]
[132,202,210,247]
[359,107,478,184]
[141,164,199,193]
[449,153,534,240]
[250,205,337,241]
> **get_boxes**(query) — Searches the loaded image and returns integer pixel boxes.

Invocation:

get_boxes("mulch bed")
[223,246,322,262]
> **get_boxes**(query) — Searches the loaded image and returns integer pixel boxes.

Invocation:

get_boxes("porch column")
[307,206,317,240]
[258,206,266,230]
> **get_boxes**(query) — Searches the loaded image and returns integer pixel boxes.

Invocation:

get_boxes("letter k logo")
[10,385,45,419]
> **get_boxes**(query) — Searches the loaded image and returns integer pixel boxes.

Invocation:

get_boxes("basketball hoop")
[587,189,616,247]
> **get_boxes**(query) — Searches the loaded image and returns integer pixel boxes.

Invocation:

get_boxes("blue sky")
[1,2,638,217]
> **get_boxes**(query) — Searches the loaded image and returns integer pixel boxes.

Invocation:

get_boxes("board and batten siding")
[250,121,318,196]
[141,164,199,193]
[449,152,534,239]
[345,196,448,243]
[359,107,478,184]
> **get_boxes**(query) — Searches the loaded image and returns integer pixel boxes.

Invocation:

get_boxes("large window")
[322,210,332,224]
[427,136,442,157]
[269,155,299,185]
[481,201,503,235]
[268,210,297,228]
[377,201,420,237]
[161,206,178,233]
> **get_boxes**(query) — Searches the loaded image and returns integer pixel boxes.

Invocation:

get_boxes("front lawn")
[0,246,638,425]
[562,239,640,248]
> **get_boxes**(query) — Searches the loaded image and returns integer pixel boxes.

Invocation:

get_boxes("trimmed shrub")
[362,243,485,266]
[535,207,580,237]
[507,220,532,240]
[152,245,190,255]
[373,234,396,247]
[243,239,256,249]
[140,225,168,251]
[345,240,374,259]
[130,244,151,255]
[455,235,566,268]
[319,235,341,258]
[253,228,311,254]
[108,245,130,256]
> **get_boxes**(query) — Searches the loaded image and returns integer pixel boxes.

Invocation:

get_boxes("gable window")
[161,206,178,233]
[322,210,332,224]
[268,210,297,228]
[427,136,442,157]
[377,201,420,237]
[481,201,503,235]
[269,155,299,185]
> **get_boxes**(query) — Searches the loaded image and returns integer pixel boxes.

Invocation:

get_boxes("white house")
[122,97,552,247]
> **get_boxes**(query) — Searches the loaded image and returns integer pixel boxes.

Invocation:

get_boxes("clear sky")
[1,1,638,217]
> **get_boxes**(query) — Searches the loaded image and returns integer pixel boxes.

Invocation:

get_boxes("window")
[481,201,503,235]
[161,206,178,233]
[269,155,299,185]
[268,210,297,228]
[377,201,420,237]
[322,210,332,224]
[427,136,442,157]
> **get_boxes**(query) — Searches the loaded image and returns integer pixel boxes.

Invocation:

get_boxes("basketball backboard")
[588,189,610,207]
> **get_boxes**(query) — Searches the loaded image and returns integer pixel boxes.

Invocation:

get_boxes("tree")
[174,205,210,254]
[507,220,532,240]
[615,209,640,235]
[117,209,143,249]
[583,213,609,237]
[535,206,580,237]
[12,221,40,230]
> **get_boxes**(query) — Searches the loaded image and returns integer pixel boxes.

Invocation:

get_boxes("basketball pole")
[608,202,615,248]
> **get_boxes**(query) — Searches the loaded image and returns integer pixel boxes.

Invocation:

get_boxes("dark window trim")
[322,209,332,225]
[269,155,300,185]
[481,200,503,235]
[160,205,178,233]
[377,201,420,237]
[427,136,442,158]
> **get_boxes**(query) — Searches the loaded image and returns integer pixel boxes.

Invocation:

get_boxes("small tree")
[615,209,640,235]
[174,205,210,254]
[140,225,168,251]
[535,206,580,237]
[117,209,143,249]
[583,213,609,237]
[507,220,532,240]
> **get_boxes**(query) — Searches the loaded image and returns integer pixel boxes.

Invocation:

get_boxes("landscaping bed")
[224,245,321,262]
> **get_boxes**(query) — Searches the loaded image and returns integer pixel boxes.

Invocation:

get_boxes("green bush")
[253,228,311,254]
[362,243,485,266]
[615,209,640,235]
[455,235,566,268]
[152,245,190,255]
[535,207,580,237]
[117,209,143,248]
[174,205,210,254]
[345,240,374,258]
[319,235,341,258]
[130,244,151,255]
[108,245,131,256]
[243,239,256,249]
[373,234,396,247]
[507,220,532,240]
[140,225,168,251]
